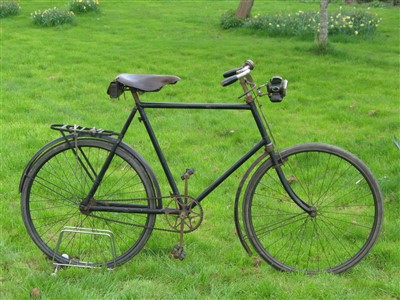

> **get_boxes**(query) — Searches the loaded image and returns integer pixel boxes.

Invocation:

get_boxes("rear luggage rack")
[51,124,119,137]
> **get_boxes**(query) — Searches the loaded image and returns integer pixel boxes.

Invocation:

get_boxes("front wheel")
[21,138,157,268]
[243,143,383,274]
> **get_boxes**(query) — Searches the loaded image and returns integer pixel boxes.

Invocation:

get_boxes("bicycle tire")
[243,143,383,274]
[21,138,157,267]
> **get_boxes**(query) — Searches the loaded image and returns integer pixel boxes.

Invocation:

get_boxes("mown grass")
[1,1,399,299]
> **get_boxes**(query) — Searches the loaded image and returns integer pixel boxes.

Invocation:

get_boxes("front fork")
[244,86,315,217]
[234,146,316,257]
[268,145,316,216]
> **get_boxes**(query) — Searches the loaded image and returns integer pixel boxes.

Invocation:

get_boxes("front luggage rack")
[51,124,119,137]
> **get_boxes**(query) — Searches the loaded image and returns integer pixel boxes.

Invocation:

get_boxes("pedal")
[170,244,186,261]
[181,168,195,180]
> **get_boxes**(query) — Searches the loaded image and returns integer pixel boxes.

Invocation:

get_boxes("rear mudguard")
[19,134,162,208]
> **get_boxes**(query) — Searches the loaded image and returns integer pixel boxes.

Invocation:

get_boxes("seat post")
[131,89,141,105]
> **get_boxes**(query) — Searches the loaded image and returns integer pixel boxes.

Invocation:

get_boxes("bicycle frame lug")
[265,143,274,153]
[79,198,96,215]
[79,204,90,215]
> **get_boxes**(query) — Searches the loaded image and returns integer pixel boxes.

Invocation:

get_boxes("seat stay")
[81,107,139,206]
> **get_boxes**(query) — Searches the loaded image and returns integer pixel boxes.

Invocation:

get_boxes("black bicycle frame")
[84,89,313,215]
[137,99,267,203]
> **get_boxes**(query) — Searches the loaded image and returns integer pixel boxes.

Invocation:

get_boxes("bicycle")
[19,60,383,274]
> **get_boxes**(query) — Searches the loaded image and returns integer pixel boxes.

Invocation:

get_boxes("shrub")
[220,10,244,29]
[357,0,399,4]
[221,7,382,37]
[244,11,319,37]
[31,8,75,27]
[69,0,100,14]
[0,1,20,18]
[328,8,382,36]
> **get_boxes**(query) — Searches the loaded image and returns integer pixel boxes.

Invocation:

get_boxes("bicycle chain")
[89,213,179,233]
[86,195,203,234]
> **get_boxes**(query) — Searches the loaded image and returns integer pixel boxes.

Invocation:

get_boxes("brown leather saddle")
[107,74,180,98]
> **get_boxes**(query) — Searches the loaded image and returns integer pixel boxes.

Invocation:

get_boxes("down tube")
[195,140,266,203]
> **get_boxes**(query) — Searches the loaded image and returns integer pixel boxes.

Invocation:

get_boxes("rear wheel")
[21,138,157,267]
[243,143,383,273]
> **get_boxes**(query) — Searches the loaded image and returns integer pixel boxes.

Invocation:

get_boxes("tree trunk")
[317,0,329,47]
[235,0,254,19]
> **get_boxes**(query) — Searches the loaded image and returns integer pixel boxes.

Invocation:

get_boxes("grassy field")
[1,0,399,299]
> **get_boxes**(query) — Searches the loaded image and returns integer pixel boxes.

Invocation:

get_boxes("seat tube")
[132,92,181,196]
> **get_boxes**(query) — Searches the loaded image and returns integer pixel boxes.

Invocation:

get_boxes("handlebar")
[221,59,254,87]
[221,59,288,103]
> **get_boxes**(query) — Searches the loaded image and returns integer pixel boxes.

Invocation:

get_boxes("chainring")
[165,196,203,233]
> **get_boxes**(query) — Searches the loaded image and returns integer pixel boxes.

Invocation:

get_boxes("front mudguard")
[234,151,269,256]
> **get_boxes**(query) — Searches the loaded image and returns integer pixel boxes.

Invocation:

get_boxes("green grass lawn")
[1,1,399,299]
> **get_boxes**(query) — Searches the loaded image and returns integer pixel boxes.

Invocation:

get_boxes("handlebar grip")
[223,68,240,78]
[221,75,238,87]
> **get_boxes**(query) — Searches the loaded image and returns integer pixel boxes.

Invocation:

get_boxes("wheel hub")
[79,198,97,215]
[309,206,317,218]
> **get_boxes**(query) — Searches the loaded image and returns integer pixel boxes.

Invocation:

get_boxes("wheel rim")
[244,145,382,273]
[22,139,156,267]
